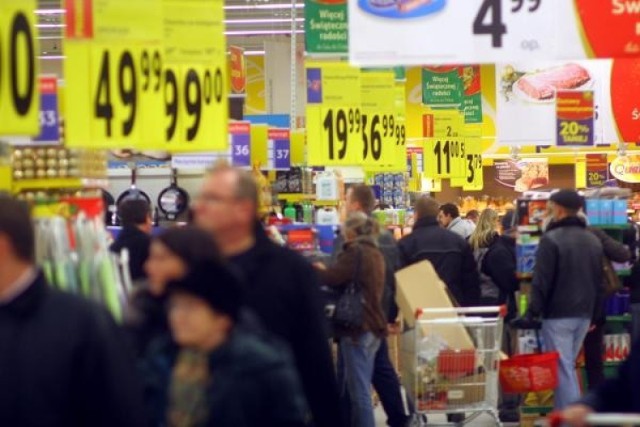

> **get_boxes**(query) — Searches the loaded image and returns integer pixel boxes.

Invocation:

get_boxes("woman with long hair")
[468,209,518,310]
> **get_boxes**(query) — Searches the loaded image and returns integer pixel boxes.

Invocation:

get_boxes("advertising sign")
[305,0,348,54]
[35,77,60,144]
[610,155,640,183]
[229,122,251,167]
[495,158,549,192]
[556,90,594,146]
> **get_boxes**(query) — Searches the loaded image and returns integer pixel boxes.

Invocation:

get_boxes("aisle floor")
[374,407,519,426]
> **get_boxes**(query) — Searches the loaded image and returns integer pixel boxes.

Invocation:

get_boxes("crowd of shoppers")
[7,170,640,426]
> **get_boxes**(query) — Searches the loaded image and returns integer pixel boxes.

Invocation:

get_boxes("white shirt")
[0,267,38,304]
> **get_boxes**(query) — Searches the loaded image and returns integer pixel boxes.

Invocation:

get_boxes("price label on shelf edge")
[35,76,60,144]
[0,0,39,136]
[229,122,251,167]
[268,129,291,170]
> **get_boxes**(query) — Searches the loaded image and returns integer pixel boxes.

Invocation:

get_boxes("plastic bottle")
[284,203,297,222]
[302,201,314,224]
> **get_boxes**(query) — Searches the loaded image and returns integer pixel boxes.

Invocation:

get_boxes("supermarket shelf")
[607,315,632,323]
[277,193,315,202]
[13,178,109,193]
[313,200,339,206]
[592,224,631,230]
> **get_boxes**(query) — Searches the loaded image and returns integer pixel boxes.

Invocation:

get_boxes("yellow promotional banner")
[306,61,362,165]
[360,71,398,167]
[163,0,227,152]
[250,124,268,168]
[0,0,39,135]
[423,137,466,179]
[290,130,305,165]
[462,138,483,191]
[575,156,587,189]
[64,0,164,149]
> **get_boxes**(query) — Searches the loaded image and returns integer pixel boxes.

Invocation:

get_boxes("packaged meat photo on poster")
[495,60,619,147]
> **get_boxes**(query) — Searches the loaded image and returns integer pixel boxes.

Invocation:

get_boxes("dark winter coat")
[110,225,151,281]
[333,229,400,322]
[320,238,388,338]
[0,272,146,427]
[474,233,519,315]
[581,338,640,413]
[124,288,168,357]
[141,330,309,427]
[229,224,343,427]
[529,216,603,320]
[398,216,481,307]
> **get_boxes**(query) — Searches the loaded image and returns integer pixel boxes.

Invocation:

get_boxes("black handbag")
[333,247,365,330]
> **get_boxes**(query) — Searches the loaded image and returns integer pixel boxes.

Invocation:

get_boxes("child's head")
[166,262,243,351]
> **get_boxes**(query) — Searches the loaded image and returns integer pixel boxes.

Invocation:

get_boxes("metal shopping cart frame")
[409,306,506,426]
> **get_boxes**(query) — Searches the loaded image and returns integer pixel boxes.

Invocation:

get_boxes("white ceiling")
[37,0,303,59]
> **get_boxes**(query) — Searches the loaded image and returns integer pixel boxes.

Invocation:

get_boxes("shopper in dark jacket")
[110,198,152,282]
[468,209,518,312]
[398,196,481,307]
[528,190,603,410]
[0,194,146,427]
[193,163,343,427]
[583,220,631,389]
[125,226,222,357]
[317,213,387,427]
[333,184,409,427]
[142,262,308,427]
[561,338,640,425]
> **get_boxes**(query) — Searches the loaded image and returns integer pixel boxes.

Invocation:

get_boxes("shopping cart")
[410,306,505,426]
[536,413,640,426]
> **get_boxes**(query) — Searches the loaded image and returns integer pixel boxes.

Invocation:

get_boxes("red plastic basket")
[499,351,559,393]
[437,349,476,379]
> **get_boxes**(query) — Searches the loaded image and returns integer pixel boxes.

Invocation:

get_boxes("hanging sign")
[267,128,291,170]
[35,77,60,144]
[163,0,228,152]
[422,66,463,108]
[423,138,466,179]
[556,90,594,146]
[305,0,348,54]
[610,155,640,183]
[306,62,362,165]
[229,122,251,167]
[64,0,165,149]
[495,158,549,192]
[586,153,609,187]
[461,65,483,124]
[349,0,640,67]
[451,138,483,190]
[0,0,38,136]
[229,46,246,95]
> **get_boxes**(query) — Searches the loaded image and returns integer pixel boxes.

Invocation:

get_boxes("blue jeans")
[339,332,381,427]
[541,318,590,410]
[373,339,411,427]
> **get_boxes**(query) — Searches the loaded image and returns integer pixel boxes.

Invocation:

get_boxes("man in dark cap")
[528,190,604,410]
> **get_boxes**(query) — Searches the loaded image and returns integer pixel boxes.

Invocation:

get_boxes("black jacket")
[0,272,146,427]
[110,225,151,281]
[142,330,309,427]
[581,338,640,413]
[398,216,481,307]
[529,216,603,320]
[229,225,343,427]
[124,288,168,358]
[476,234,519,313]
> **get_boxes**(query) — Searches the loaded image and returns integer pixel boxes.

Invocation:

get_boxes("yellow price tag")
[164,64,226,151]
[319,106,362,164]
[0,0,38,135]
[88,45,164,148]
[462,139,483,191]
[424,138,466,179]
[361,112,404,167]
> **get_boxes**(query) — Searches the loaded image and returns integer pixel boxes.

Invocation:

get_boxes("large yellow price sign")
[361,112,405,166]
[164,64,225,149]
[424,138,466,179]
[463,138,483,191]
[89,46,164,147]
[0,0,38,135]
[320,106,362,164]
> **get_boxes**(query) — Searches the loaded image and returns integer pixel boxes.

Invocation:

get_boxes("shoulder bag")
[333,246,365,330]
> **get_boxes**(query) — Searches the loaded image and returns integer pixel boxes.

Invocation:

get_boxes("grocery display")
[4,0,640,425]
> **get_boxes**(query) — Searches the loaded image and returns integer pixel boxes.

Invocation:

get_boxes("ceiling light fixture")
[225,29,304,36]
[224,18,304,24]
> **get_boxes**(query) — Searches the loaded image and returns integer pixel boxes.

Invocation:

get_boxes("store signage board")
[163,0,228,152]
[610,155,640,183]
[306,62,362,165]
[35,77,60,144]
[586,153,609,187]
[495,158,549,192]
[229,122,251,167]
[451,138,483,191]
[0,0,39,136]
[349,0,640,66]
[556,90,594,146]
[305,0,348,54]
[423,137,466,180]
[64,0,165,149]
[267,129,291,170]
[229,46,246,95]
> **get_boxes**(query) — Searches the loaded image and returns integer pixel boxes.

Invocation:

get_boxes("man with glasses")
[193,163,343,427]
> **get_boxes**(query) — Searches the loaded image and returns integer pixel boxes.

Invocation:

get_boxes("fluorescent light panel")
[34,4,304,14]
